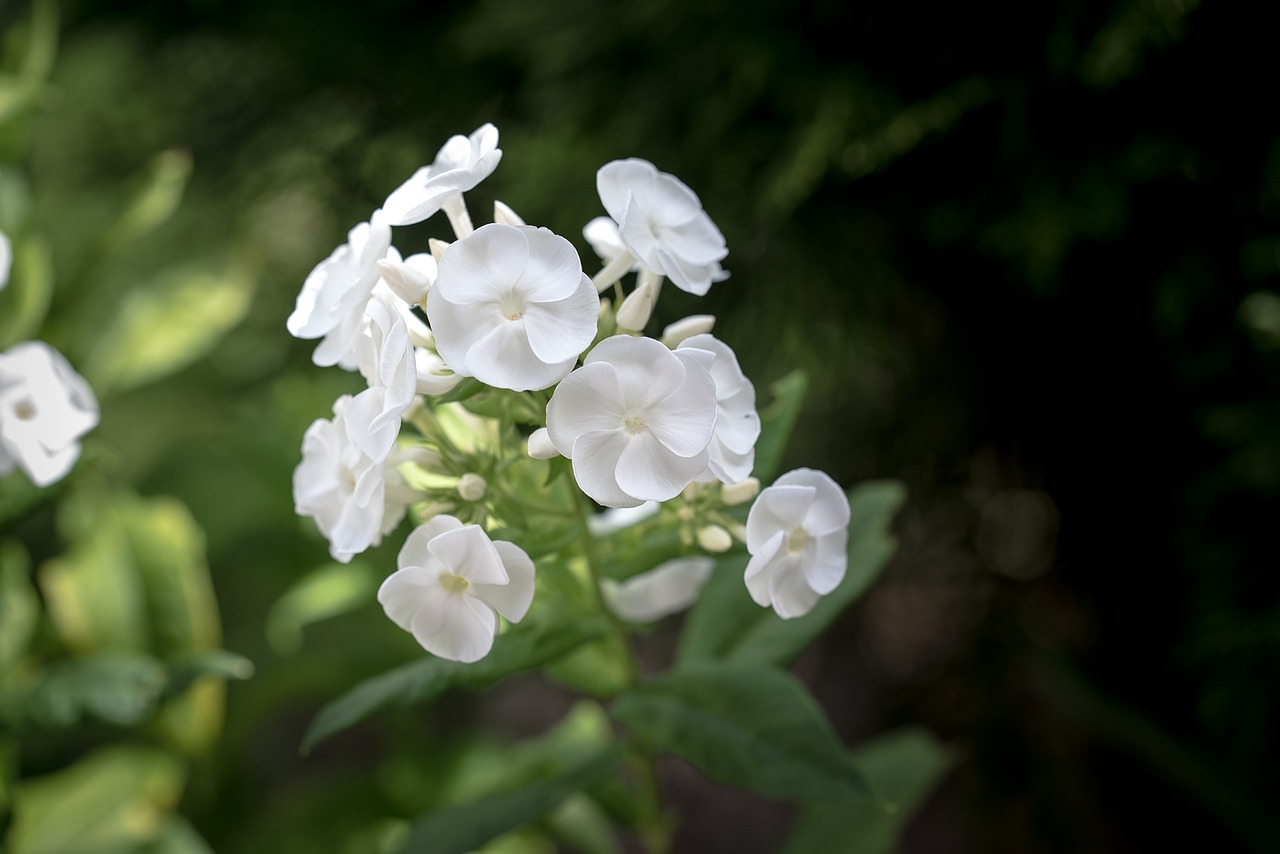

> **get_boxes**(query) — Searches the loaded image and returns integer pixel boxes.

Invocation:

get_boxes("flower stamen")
[439,571,470,593]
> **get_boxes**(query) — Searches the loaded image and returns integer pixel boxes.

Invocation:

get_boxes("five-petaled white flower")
[428,223,598,391]
[293,395,388,563]
[601,556,714,623]
[743,468,850,619]
[0,342,99,487]
[596,158,728,296]
[287,211,392,368]
[546,335,717,508]
[383,124,502,228]
[677,333,759,485]
[378,514,535,662]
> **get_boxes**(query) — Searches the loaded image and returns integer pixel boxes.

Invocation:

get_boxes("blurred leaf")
[781,727,954,854]
[86,261,255,394]
[543,630,632,699]
[161,649,253,700]
[752,370,808,482]
[612,663,870,802]
[0,541,37,670]
[19,653,165,728]
[0,233,54,350]
[39,523,149,654]
[398,745,623,854]
[100,149,192,254]
[544,793,621,854]
[266,561,381,655]
[8,745,184,854]
[676,479,905,669]
[0,0,58,124]
[303,615,611,752]
[135,816,215,854]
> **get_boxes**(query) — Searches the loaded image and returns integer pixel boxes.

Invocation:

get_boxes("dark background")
[10,0,1280,851]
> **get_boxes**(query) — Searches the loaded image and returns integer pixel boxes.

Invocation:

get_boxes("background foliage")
[2,0,1279,851]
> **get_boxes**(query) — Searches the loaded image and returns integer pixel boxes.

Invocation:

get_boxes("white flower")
[345,295,418,462]
[526,427,558,460]
[376,252,436,307]
[546,335,717,508]
[382,124,502,228]
[660,314,715,348]
[743,469,850,619]
[0,342,98,487]
[427,223,598,392]
[596,158,728,296]
[677,334,759,485]
[0,229,11,292]
[582,216,636,269]
[601,556,714,623]
[287,212,392,368]
[293,395,387,563]
[377,515,535,662]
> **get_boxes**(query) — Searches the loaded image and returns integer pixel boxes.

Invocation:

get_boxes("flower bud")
[697,524,733,553]
[728,522,748,543]
[377,257,432,305]
[457,472,487,501]
[660,314,716,348]
[429,238,451,266]
[681,481,705,501]
[720,476,760,506]
[526,427,559,460]
[493,200,526,227]
[615,276,661,332]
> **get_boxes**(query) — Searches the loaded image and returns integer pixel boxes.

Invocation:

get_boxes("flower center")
[786,528,810,554]
[12,399,36,421]
[500,292,526,321]
[623,415,645,435]
[439,571,470,594]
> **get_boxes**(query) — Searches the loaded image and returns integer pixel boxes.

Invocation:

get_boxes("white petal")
[645,356,717,458]
[377,565,436,631]
[410,593,496,662]
[708,440,754,486]
[571,429,643,508]
[546,362,626,453]
[584,335,684,412]
[427,296,504,376]
[775,468,850,537]
[398,515,464,569]
[466,319,574,391]
[526,427,559,460]
[434,223,529,305]
[804,529,848,596]
[656,212,727,264]
[473,540,536,622]
[583,216,629,262]
[769,555,821,619]
[0,230,10,291]
[745,484,816,552]
[516,227,587,303]
[601,556,714,622]
[597,159,658,223]
[522,275,599,364]
[660,315,716,348]
[427,524,509,585]
[653,243,713,296]
[743,532,785,607]
[614,430,708,502]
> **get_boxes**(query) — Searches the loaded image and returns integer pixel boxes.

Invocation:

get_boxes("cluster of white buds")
[287,125,853,661]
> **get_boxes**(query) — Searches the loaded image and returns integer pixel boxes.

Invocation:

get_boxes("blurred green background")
[3,0,1279,851]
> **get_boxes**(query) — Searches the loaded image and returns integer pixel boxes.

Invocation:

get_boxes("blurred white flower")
[0,229,10,292]
[383,124,502,232]
[546,335,717,508]
[287,212,392,368]
[378,514,535,662]
[293,395,387,563]
[743,468,850,619]
[601,556,714,623]
[526,427,558,460]
[677,334,759,485]
[0,342,98,487]
[428,223,598,391]
[346,295,418,462]
[596,158,728,296]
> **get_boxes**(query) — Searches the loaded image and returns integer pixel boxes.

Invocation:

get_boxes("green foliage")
[751,369,808,483]
[612,663,870,802]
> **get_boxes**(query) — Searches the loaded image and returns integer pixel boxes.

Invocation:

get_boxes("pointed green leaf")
[612,663,869,802]
[677,479,905,669]
[752,370,808,482]
[781,727,953,854]
[266,561,380,655]
[303,615,611,752]
[399,745,622,854]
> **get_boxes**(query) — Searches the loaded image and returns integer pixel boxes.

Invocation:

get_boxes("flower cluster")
[288,125,853,661]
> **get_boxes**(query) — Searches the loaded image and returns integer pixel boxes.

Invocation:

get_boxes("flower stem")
[592,250,635,293]
[442,193,474,239]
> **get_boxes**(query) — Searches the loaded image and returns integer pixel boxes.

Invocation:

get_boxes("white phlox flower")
[596,158,728,296]
[287,211,392,368]
[293,395,387,563]
[583,216,638,271]
[601,556,715,623]
[0,342,98,487]
[382,123,502,232]
[743,468,851,619]
[0,229,11,292]
[546,335,718,508]
[376,251,436,307]
[346,295,418,462]
[369,269,463,397]
[378,514,535,663]
[428,223,598,392]
[677,333,760,485]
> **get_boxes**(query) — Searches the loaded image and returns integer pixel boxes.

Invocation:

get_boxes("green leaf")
[8,746,184,854]
[39,523,150,655]
[612,663,870,802]
[398,745,623,854]
[86,261,255,394]
[302,615,611,753]
[18,653,165,728]
[752,370,808,482]
[781,727,953,854]
[135,817,216,854]
[266,561,381,655]
[0,233,54,350]
[0,0,58,124]
[676,479,905,669]
[0,541,38,670]
[99,149,192,254]
[161,649,254,700]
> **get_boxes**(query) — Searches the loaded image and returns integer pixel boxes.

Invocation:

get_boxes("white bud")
[457,473,487,501]
[660,314,716,348]
[719,476,760,506]
[697,525,733,554]
[728,522,747,543]
[429,238,451,266]
[493,200,526,227]
[401,446,443,470]
[681,481,705,501]
[615,275,661,332]
[526,427,559,460]
[377,258,432,306]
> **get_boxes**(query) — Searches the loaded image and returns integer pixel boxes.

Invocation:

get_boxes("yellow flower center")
[439,571,470,594]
